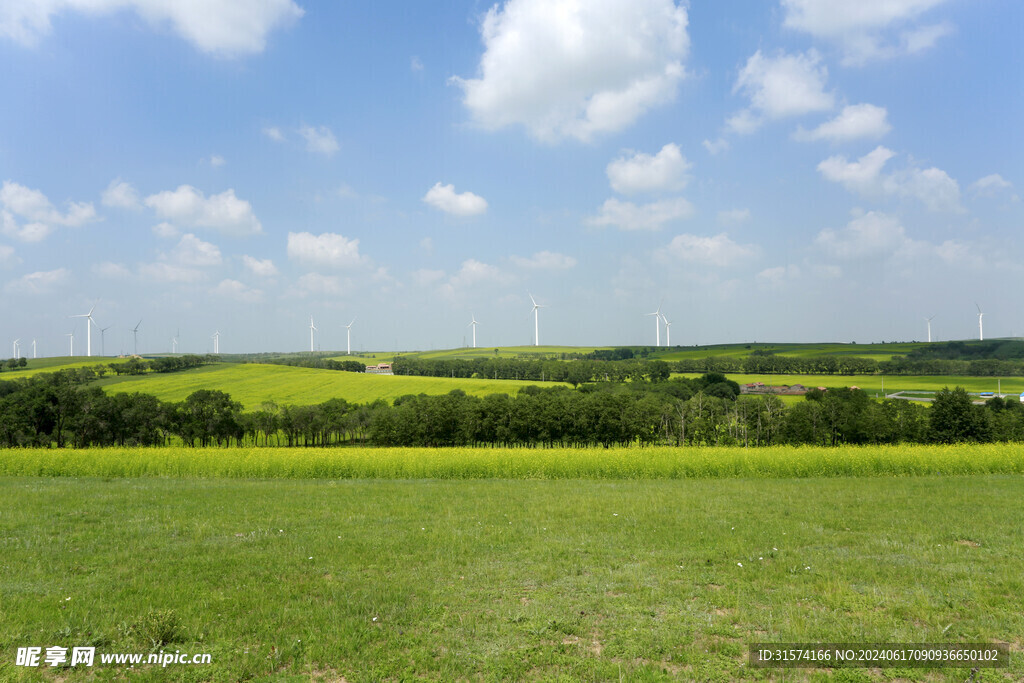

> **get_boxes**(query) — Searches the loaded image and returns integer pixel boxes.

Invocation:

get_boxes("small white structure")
[1019,392,1024,403]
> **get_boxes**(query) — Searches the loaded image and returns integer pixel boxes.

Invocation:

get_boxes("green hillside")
[100,362,563,409]
[332,345,611,363]
[676,372,1019,396]
[651,341,928,362]
[0,356,117,378]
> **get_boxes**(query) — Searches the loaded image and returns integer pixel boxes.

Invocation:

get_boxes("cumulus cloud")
[782,0,952,65]
[0,180,97,242]
[208,154,226,167]
[815,211,908,258]
[262,126,285,142]
[4,267,70,294]
[144,185,262,236]
[663,233,757,267]
[510,250,577,270]
[215,278,262,303]
[101,178,141,209]
[702,138,729,155]
[757,264,801,285]
[152,222,179,239]
[817,146,962,212]
[287,231,365,269]
[729,49,834,133]
[606,143,691,194]
[586,197,693,231]
[969,174,1014,198]
[0,0,303,57]
[422,182,488,216]
[242,255,278,277]
[298,125,339,156]
[453,0,689,142]
[794,103,891,143]
[172,233,222,267]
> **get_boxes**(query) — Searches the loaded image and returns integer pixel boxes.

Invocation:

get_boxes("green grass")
[652,342,929,362]
[3,444,1023,480]
[0,474,1020,681]
[99,363,564,409]
[0,357,117,379]
[677,372,1020,396]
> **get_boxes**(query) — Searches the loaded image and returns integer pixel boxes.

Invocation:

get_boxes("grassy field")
[1,473,1019,681]
[0,356,117,379]
[677,372,1020,397]
[652,342,929,362]
[333,345,611,363]
[98,363,565,409]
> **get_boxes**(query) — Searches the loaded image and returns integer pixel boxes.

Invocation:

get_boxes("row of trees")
[1,369,1021,449]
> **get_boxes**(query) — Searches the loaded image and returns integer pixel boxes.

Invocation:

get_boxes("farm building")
[365,363,393,375]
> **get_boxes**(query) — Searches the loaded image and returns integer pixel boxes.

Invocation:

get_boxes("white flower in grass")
[737,562,743,567]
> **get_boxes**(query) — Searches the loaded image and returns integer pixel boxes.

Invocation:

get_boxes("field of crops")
[1,473,1020,681]
[676,372,1020,396]
[653,341,927,362]
[98,362,564,409]
[4,443,1023,480]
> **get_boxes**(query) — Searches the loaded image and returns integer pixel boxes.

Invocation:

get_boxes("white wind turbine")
[70,303,97,357]
[132,320,142,355]
[172,329,179,354]
[12,339,20,358]
[661,314,672,347]
[529,294,546,346]
[646,301,663,346]
[345,318,355,355]
[468,314,479,348]
[976,303,984,341]
[32,339,37,359]
[66,333,74,357]
[212,330,220,354]
[100,325,112,357]
[309,316,317,352]
[925,315,935,343]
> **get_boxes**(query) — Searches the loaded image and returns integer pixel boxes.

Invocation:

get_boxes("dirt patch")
[956,539,981,548]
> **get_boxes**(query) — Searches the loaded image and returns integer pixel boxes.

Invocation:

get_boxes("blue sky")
[1,0,1021,356]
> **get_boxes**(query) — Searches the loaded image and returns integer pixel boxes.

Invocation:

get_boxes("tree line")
[1,369,1021,449]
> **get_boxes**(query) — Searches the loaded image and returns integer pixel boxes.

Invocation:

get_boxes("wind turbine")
[661,314,672,347]
[132,320,142,355]
[100,326,112,357]
[12,339,20,358]
[925,315,935,343]
[468,314,479,349]
[70,303,97,356]
[345,318,355,355]
[646,301,663,346]
[211,331,220,354]
[66,333,74,357]
[529,294,546,346]
[172,329,179,354]
[976,303,984,341]
[309,316,317,353]
[32,339,36,359]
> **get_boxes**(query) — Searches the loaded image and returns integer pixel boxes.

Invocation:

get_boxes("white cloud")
[815,211,908,259]
[453,0,689,142]
[172,233,221,267]
[4,267,69,294]
[242,255,278,277]
[410,56,424,72]
[101,178,141,208]
[422,182,488,216]
[818,146,962,212]
[144,185,262,236]
[510,250,577,270]
[663,233,757,267]
[0,181,97,242]
[152,222,179,239]
[298,125,339,156]
[970,174,1013,197]
[1,0,304,57]
[606,143,691,195]
[702,138,729,155]
[586,197,693,231]
[794,103,891,143]
[817,145,896,194]
[447,259,505,290]
[215,278,262,303]
[782,0,951,65]
[93,261,131,278]
[297,272,344,296]
[757,264,801,284]
[208,154,226,167]
[729,49,834,133]
[287,231,365,269]
[717,209,751,225]
[262,126,285,142]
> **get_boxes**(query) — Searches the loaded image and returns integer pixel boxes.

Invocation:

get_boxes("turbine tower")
[32,339,36,359]
[172,329,179,354]
[925,315,935,343]
[66,333,74,357]
[12,339,20,358]
[70,303,97,357]
[212,331,220,354]
[132,320,142,355]
[100,326,112,357]
[976,303,984,341]
[646,301,663,346]
[468,314,479,349]
[345,318,355,355]
[661,314,672,347]
[529,294,546,346]
[309,316,317,353]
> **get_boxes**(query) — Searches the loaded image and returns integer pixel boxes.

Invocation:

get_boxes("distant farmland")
[100,362,564,409]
